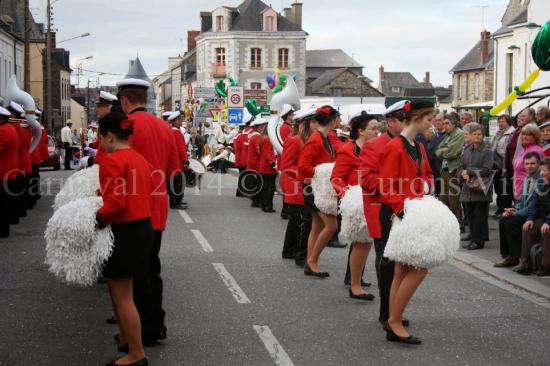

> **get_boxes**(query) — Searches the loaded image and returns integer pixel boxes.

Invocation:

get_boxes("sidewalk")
[454,212,550,301]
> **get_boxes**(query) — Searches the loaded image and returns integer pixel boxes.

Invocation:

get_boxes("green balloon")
[229,77,239,87]
[215,80,227,97]
[246,99,260,116]
[532,20,550,71]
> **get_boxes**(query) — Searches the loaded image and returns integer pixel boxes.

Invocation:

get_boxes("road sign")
[244,89,268,106]
[194,87,216,99]
[228,108,244,125]
[228,86,244,108]
[260,105,270,116]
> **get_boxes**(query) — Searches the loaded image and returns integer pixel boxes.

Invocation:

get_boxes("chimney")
[284,7,292,20]
[481,31,490,64]
[379,65,385,82]
[187,30,200,52]
[291,2,303,28]
[424,72,430,83]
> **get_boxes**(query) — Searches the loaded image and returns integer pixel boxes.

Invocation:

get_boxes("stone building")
[195,0,307,96]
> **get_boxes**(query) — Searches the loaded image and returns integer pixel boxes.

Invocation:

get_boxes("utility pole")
[24,0,30,92]
[46,0,53,132]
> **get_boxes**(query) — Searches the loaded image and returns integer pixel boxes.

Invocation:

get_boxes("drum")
[189,158,207,175]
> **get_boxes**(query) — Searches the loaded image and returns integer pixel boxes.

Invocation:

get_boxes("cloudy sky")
[30,0,509,88]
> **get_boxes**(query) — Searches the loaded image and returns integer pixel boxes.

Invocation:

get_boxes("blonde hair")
[521,123,542,145]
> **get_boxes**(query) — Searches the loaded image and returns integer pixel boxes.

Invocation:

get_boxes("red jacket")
[233,132,245,168]
[241,127,253,167]
[172,127,189,171]
[0,122,19,180]
[298,131,335,182]
[329,130,344,152]
[280,123,293,144]
[379,136,433,215]
[17,124,33,174]
[98,148,153,224]
[247,132,262,171]
[128,110,180,231]
[259,136,277,174]
[31,129,49,165]
[331,140,361,198]
[359,133,393,239]
[92,136,107,165]
[280,135,304,205]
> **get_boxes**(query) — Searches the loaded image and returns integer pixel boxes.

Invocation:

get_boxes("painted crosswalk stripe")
[212,263,251,304]
[191,229,213,252]
[253,325,295,366]
[178,210,194,223]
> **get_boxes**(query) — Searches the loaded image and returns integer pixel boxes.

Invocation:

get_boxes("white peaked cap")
[168,111,181,121]
[9,101,24,114]
[99,91,118,103]
[116,78,151,89]
[293,108,316,121]
[243,108,253,124]
[0,106,11,117]
[251,117,269,126]
[384,100,410,117]
[280,104,294,117]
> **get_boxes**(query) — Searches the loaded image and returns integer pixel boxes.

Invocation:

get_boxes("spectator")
[60,120,73,170]
[535,106,550,125]
[87,123,98,143]
[72,128,80,146]
[540,121,550,156]
[189,128,205,158]
[459,123,494,250]
[426,113,446,196]
[512,124,544,200]
[495,152,540,268]
[504,107,537,188]
[515,158,550,276]
[436,114,464,224]
[490,115,515,216]
[460,112,473,127]
[213,122,227,146]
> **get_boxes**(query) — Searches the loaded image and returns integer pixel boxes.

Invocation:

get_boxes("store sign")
[244,89,268,106]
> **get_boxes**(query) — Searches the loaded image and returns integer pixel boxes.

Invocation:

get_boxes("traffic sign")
[194,87,216,99]
[228,86,244,108]
[260,105,270,116]
[228,108,244,125]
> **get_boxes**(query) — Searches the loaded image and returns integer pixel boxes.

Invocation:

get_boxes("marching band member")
[259,120,278,213]
[247,117,266,207]
[161,111,172,121]
[167,111,189,210]
[331,111,379,300]
[234,109,253,197]
[96,111,153,366]
[92,91,118,165]
[378,99,434,345]
[359,100,407,328]
[117,78,179,346]
[279,104,295,220]
[280,109,316,265]
[298,105,339,277]
[9,102,32,218]
[0,106,19,238]
[29,120,49,207]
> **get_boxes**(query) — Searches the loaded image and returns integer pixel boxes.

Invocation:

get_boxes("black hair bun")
[98,111,133,139]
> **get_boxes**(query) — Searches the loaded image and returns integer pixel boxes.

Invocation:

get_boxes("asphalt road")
[1,170,549,366]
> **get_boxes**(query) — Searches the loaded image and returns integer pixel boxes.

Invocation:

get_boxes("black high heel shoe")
[106,357,148,366]
[304,264,329,278]
[348,288,375,301]
[386,326,421,345]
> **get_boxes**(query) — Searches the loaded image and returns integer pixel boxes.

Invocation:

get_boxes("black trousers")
[465,201,490,246]
[282,204,311,260]
[245,171,262,204]
[63,143,72,170]
[0,179,17,237]
[375,203,395,322]
[14,174,27,218]
[236,167,246,197]
[133,230,166,340]
[28,164,40,208]
[167,172,184,206]
[499,215,524,259]
[494,170,513,214]
[260,173,277,210]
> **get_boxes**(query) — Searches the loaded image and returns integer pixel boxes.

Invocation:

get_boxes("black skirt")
[303,183,320,213]
[103,218,154,279]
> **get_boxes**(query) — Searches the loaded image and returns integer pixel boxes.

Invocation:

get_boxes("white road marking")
[178,210,194,223]
[212,263,251,304]
[253,325,295,366]
[191,230,213,252]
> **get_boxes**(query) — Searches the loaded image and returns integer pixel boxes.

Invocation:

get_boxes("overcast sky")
[30,0,509,88]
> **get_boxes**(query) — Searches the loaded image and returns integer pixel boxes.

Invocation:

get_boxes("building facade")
[0,25,24,105]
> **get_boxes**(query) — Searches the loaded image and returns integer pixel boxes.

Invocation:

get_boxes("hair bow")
[316,106,334,116]
[120,117,135,130]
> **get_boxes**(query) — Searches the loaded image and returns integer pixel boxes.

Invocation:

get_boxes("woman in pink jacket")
[513,124,545,200]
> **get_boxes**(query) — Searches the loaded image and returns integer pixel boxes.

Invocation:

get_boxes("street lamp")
[57,32,91,44]
[357,75,367,104]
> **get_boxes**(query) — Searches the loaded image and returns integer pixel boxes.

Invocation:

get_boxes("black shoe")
[250,202,260,208]
[466,242,484,250]
[280,213,291,220]
[386,327,421,345]
[327,239,347,248]
[106,358,148,366]
[106,316,117,324]
[9,217,19,225]
[344,278,372,287]
[535,268,550,277]
[349,288,375,301]
[262,208,276,213]
[304,264,329,278]
[282,253,294,259]
[170,203,188,210]
[157,325,167,340]
[380,318,410,331]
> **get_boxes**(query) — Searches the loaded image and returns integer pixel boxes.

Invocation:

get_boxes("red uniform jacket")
[98,148,153,224]
[331,140,361,199]
[259,136,277,174]
[247,132,261,172]
[128,110,180,231]
[379,136,433,215]
[241,127,253,168]
[92,136,107,165]
[276,122,293,170]
[17,124,33,174]
[359,133,393,239]
[0,122,19,180]
[233,132,245,168]
[329,130,344,152]
[31,129,49,165]
[298,131,335,182]
[280,135,304,205]
[172,127,189,171]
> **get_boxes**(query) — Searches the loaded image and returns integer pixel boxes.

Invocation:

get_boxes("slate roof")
[508,8,528,26]
[125,57,152,83]
[309,68,348,92]
[379,72,434,97]
[492,25,513,37]
[450,39,494,73]
[306,49,363,68]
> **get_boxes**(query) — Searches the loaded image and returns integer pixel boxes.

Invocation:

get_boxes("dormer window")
[216,16,224,32]
[262,7,278,32]
[265,16,275,31]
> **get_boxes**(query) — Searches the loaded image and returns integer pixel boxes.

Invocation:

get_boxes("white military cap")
[0,106,11,117]
[251,117,269,126]
[162,111,172,118]
[384,100,410,117]
[293,108,316,121]
[242,109,253,124]
[116,78,151,90]
[97,91,118,105]
[280,104,294,117]
[9,101,24,114]
[168,111,182,121]
[35,109,42,116]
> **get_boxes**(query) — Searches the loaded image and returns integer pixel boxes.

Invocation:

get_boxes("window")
[251,82,262,90]
[392,87,400,93]
[265,16,275,31]
[332,88,343,97]
[216,16,224,32]
[278,48,289,69]
[251,48,262,69]
[456,75,461,100]
[216,48,226,66]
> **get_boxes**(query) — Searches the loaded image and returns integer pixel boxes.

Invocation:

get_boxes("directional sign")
[228,108,244,125]
[228,86,244,108]
[194,87,216,99]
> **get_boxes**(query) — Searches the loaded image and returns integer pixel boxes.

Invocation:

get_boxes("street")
[1,170,550,366]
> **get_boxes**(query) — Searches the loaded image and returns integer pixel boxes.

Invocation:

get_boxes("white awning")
[460,101,494,109]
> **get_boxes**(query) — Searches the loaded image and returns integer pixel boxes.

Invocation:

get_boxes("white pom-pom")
[54,165,100,210]
[339,185,372,244]
[45,196,114,286]
[311,163,338,216]
[384,195,460,269]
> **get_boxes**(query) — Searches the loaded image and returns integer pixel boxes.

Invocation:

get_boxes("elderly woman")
[513,124,545,200]
[459,123,494,250]
[490,115,515,217]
